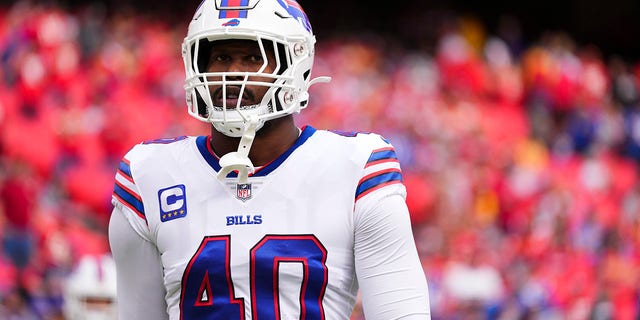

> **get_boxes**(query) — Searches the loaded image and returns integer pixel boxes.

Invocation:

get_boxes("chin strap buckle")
[216,117,259,184]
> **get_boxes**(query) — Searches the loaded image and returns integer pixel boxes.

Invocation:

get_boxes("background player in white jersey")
[108,0,431,319]
[63,254,118,320]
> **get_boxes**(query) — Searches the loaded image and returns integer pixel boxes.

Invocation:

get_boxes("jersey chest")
[150,172,358,319]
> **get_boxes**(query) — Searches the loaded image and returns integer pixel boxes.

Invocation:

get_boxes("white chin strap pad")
[216,117,259,184]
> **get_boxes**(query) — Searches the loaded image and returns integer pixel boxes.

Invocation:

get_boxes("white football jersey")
[111,126,429,320]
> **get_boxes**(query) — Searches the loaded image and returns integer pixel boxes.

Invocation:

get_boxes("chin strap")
[216,117,260,184]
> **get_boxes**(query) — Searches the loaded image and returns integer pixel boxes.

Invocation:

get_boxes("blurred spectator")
[441,232,505,318]
[0,159,37,281]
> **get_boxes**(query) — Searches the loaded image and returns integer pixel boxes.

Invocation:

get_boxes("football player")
[63,254,118,320]
[108,0,431,319]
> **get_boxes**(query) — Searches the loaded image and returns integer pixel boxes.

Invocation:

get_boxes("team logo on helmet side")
[276,0,311,32]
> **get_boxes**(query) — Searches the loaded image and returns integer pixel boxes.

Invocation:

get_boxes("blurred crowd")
[1,1,640,319]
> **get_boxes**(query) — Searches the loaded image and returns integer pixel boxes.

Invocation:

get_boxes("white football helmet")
[182,0,330,137]
[63,254,118,320]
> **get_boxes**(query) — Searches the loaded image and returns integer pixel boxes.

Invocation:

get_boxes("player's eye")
[206,54,229,70]
[247,54,264,63]
[214,54,231,62]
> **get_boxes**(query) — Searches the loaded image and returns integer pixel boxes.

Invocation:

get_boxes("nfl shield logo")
[236,183,252,201]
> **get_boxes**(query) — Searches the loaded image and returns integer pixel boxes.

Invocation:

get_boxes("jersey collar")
[196,125,316,177]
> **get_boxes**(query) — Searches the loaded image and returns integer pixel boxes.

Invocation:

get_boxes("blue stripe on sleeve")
[119,160,133,179]
[355,171,403,199]
[113,183,145,218]
[367,149,397,163]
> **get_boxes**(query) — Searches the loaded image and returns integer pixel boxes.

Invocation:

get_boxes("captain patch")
[159,184,187,222]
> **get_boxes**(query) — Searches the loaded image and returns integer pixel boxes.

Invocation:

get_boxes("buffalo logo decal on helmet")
[222,18,241,26]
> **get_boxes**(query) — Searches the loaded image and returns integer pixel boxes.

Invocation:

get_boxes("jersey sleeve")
[353,193,431,319]
[109,206,169,320]
[353,134,431,319]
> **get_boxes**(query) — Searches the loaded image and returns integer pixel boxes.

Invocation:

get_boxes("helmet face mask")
[183,0,319,137]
